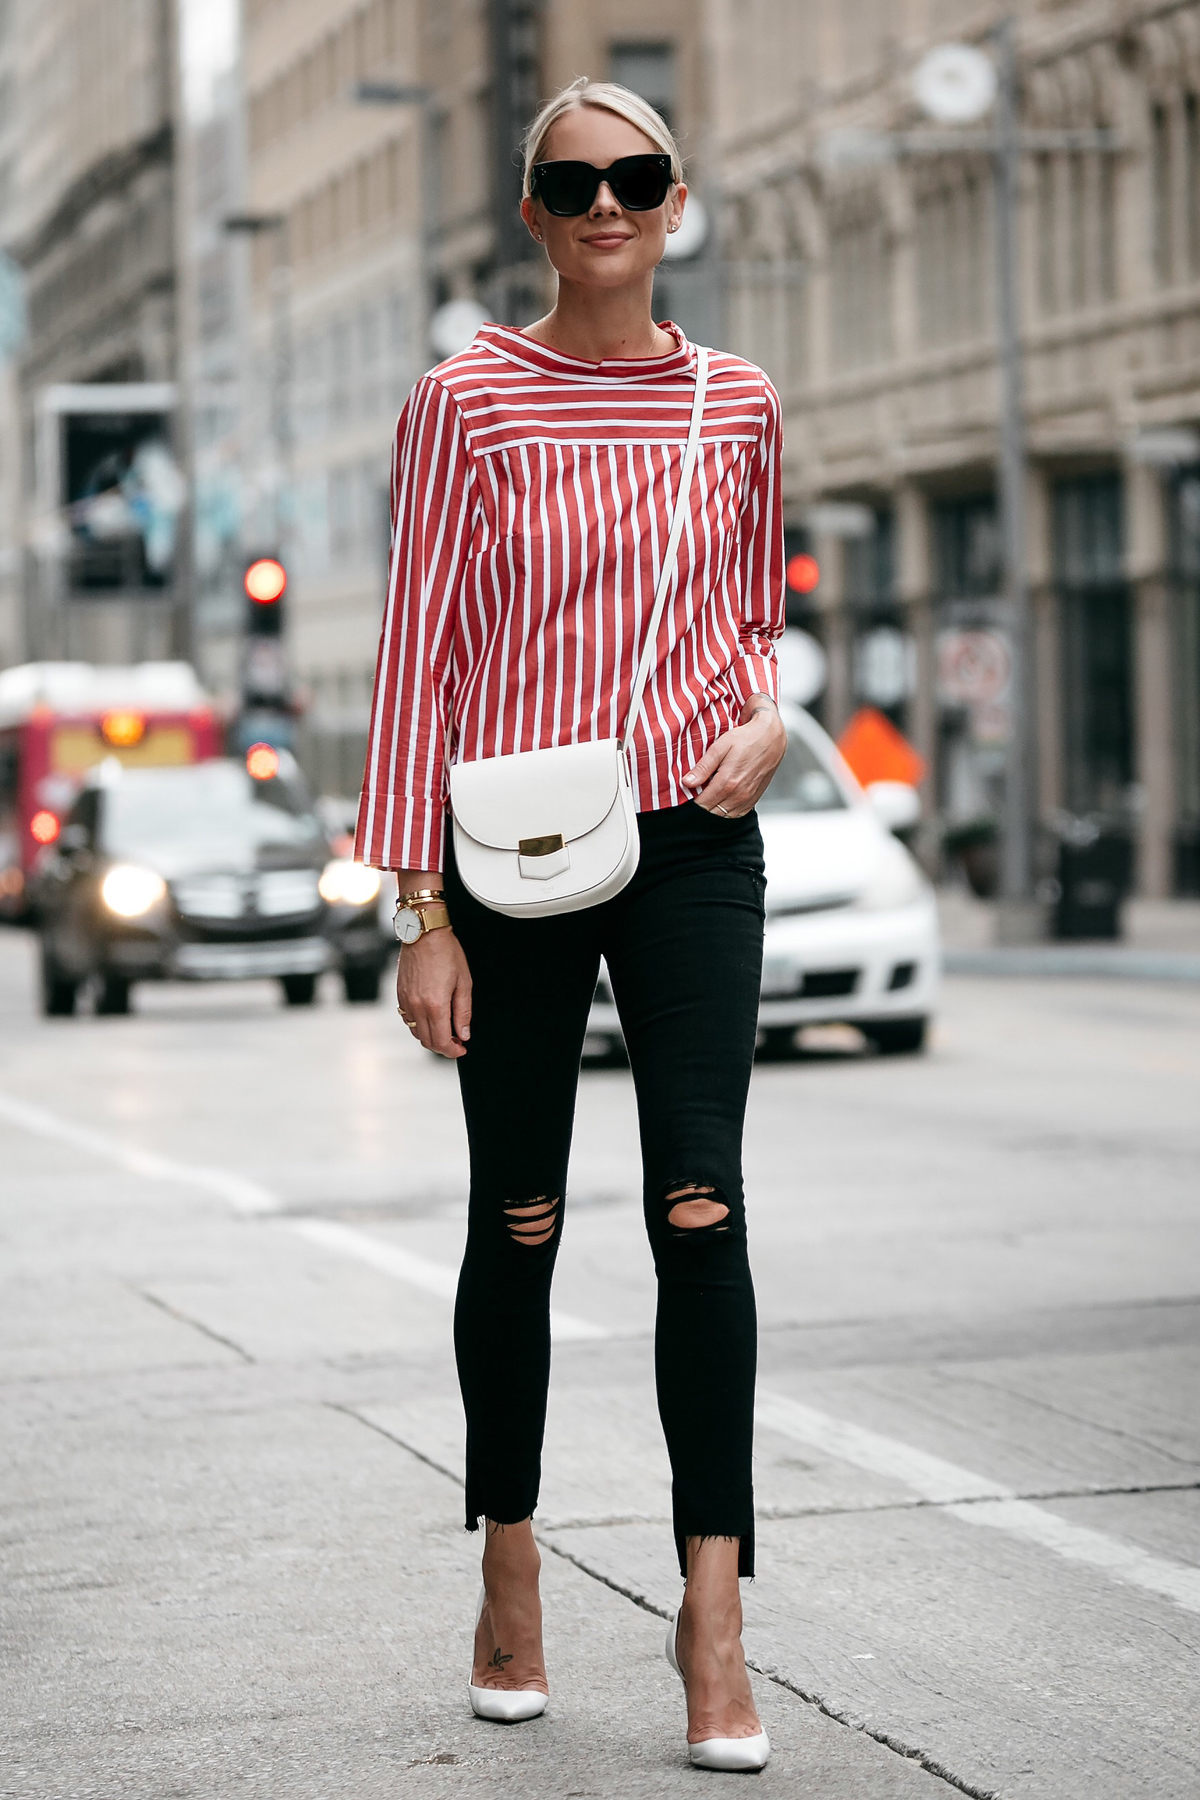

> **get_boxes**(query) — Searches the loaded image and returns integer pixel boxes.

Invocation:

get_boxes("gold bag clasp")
[518,833,566,858]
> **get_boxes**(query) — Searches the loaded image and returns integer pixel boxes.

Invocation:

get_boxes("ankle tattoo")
[487,1646,513,1671]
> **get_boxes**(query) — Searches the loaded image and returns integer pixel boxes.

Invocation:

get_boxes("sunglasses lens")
[611,158,672,211]
[535,163,597,216]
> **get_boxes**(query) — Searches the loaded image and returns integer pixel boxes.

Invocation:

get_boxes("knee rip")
[503,1195,561,1248]
[665,1182,730,1238]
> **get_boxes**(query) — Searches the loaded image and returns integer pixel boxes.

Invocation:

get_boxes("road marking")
[293,1218,608,1341]
[756,1389,1200,1615]
[0,1089,278,1214]
[0,1087,608,1344]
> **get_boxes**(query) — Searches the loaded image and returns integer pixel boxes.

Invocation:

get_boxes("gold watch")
[393,892,451,945]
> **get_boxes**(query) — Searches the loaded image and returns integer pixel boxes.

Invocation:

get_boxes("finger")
[427,1005,461,1059]
[694,762,748,815]
[682,736,733,789]
[452,973,472,1043]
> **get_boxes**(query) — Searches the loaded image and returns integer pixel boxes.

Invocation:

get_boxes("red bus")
[0,662,221,917]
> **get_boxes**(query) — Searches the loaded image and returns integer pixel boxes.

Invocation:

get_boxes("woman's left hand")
[682,699,788,818]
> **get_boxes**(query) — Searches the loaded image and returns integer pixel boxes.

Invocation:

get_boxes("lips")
[582,233,634,248]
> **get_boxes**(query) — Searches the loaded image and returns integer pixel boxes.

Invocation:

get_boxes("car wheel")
[862,1016,928,1056]
[95,975,132,1016]
[343,965,382,1004]
[281,973,318,1006]
[40,946,79,1017]
[757,1026,798,1061]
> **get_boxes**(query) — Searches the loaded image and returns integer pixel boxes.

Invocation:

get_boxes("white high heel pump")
[468,1587,548,1723]
[666,1609,771,1772]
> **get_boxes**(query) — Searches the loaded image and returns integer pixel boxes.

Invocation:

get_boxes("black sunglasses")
[529,154,674,217]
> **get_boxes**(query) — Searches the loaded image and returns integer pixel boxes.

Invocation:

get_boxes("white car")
[585,703,940,1061]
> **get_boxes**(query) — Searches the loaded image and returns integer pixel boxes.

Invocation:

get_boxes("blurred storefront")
[710,0,1200,897]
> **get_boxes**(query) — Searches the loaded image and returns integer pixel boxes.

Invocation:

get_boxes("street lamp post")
[990,17,1036,934]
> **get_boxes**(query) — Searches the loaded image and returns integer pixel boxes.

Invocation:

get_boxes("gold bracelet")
[397,887,446,905]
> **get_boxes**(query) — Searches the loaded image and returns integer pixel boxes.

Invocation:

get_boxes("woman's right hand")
[397,929,473,1058]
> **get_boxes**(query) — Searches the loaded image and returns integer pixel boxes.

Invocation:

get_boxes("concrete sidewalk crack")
[132,1287,255,1363]
[544,1541,994,1797]
[328,1402,465,1488]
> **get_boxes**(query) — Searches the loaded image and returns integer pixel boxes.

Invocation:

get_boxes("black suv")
[31,752,390,1015]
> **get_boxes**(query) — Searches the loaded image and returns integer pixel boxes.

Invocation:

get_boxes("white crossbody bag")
[449,345,710,920]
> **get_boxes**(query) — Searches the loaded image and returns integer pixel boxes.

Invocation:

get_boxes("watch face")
[394,907,422,945]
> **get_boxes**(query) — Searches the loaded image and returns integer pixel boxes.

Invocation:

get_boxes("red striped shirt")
[355,322,784,871]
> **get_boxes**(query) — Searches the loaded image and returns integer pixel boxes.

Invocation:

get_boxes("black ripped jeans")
[447,800,765,1577]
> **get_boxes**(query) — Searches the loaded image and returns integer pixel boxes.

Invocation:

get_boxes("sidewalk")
[938,889,1200,979]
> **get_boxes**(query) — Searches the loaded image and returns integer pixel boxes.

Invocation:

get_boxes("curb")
[944,948,1200,982]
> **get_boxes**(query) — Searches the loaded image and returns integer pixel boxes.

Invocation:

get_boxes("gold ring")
[715,804,729,816]
[398,1010,417,1027]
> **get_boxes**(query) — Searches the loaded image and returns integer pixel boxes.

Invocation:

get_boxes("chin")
[570,251,660,286]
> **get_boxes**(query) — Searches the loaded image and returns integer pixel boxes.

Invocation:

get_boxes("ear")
[666,182,688,235]
[520,196,544,243]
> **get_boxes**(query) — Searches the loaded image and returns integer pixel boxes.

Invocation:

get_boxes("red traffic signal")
[244,557,287,603]
[786,552,821,595]
[246,742,281,781]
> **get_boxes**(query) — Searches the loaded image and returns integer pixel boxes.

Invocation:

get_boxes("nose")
[588,181,622,215]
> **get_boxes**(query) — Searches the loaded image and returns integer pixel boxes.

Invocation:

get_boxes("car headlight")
[318,859,382,906]
[852,845,925,912]
[101,864,167,918]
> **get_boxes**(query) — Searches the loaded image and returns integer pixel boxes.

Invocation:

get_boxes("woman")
[356,77,786,1771]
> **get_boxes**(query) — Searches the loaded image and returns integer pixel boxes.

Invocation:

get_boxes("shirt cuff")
[353,789,446,873]
[727,650,780,712]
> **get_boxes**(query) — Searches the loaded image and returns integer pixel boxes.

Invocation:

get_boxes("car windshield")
[99,762,324,862]
[759,729,848,814]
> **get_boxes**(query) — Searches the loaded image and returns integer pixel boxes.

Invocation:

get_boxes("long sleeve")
[355,375,476,871]
[726,377,785,711]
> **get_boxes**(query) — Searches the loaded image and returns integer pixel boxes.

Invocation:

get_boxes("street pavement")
[1,926,1198,1799]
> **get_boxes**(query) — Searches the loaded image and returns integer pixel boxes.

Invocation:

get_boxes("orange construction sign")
[836,707,926,789]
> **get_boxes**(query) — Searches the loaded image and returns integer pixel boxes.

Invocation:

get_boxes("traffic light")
[244,556,287,635]
[241,555,289,712]
[782,529,819,626]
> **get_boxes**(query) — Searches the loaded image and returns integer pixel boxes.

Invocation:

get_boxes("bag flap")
[450,738,623,850]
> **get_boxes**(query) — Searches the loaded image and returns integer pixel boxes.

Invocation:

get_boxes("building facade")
[241,0,713,800]
[710,0,1200,898]
[7,0,184,667]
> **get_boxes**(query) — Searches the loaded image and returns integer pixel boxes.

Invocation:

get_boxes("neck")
[522,275,673,363]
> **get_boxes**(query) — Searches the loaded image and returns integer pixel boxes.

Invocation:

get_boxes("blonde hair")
[521,77,683,198]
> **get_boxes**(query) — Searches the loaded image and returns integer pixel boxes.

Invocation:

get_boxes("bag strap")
[619,344,710,754]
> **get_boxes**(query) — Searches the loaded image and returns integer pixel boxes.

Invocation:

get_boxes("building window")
[933,495,1000,601]
[1037,144,1116,315]
[914,172,989,348]
[1152,102,1172,284]
[725,259,807,396]
[828,211,891,373]
[1170,470,1200,890]
[1151,90,1200,287]
[1053,474,1132,819]
[608,43,676,131]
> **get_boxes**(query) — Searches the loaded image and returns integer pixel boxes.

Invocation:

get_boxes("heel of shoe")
[664,1609,684,1681]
